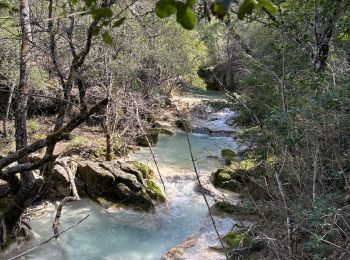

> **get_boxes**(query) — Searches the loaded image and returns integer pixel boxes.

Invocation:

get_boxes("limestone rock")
[77,162,115,195]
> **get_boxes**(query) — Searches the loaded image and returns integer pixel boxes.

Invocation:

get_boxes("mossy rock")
[221,149,236,164]
[213,169,231,184]
[212,169,240,191]
[224,231,251,249]
[213,201,257,215]
[136,132,158,147]
[212,161,269,199]
[129,161,155,179]
[212,201,237,215]
[175,119,190,131]
[146,180,166,203]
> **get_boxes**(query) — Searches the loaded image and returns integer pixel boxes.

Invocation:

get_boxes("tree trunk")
[314,26,334,72]
[3,0,36,237]
[105,131,112,161]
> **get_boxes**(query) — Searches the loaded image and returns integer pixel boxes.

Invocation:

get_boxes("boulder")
[136,131,158,147]
[100,161,142,192]
[145,180,166,203]
[47,158,166,210]
[77,162,115,195]
[113,183,154,209]
[127,160,155,179]
[212,161,269,200]
[221,149,236,165]
[117,161,144,183]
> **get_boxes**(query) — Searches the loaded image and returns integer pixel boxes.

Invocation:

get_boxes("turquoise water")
[15,133,236,260]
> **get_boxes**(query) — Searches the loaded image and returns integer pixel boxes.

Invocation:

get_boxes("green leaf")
[210,0,235,20]
[155,0,177,18]
[210,2,228,20]
[92,7,113,21]
[92,26,100,36]
[258,0,278,13]
[238,0,257,20]
[102,31,113,44]
[112,17,126,28]
[187,0,196,8]
[176,2,197,30]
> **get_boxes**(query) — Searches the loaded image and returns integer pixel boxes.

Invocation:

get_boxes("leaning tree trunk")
[3,0,36,235]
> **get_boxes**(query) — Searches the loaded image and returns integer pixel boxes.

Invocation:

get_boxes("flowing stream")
[10,110,237,259]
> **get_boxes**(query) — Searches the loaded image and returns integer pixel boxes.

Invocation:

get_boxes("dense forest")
[0,0,349,259]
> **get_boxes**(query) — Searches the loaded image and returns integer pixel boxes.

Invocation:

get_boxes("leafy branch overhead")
[156,0,279,29]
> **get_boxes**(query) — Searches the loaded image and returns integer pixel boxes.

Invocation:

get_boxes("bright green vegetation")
[129,161,155,179]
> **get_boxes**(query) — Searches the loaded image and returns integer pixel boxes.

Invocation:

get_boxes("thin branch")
[174,105,229,260]
[0,98,108,170]
[274,145,292,252]
[52,162,80,237]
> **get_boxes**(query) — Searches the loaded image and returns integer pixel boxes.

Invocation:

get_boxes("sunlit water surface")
[20,133,236,260]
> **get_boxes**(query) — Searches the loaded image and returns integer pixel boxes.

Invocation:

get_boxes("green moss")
[221,149,236,164]
[224,231,250,249]
[27,119,40,134]
[212,201,237,214]
[67,136,92,150]
[239,159,257,171]
[129,161,154,179]
[213,169,231,185]
[146,180,167,203]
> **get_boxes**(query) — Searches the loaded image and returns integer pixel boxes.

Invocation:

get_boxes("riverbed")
[10,132,237,260]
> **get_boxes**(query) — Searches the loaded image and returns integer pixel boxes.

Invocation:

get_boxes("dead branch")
[0,98,108,170]
[1,155,57,176]
[52,162,80,237]
[274,145,292,252]
[174,105,229,260]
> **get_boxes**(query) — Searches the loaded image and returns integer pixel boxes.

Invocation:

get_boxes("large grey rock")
[47,158,166,210]
[100,161,142,192]
[117,161,144,183]
[77,162,115,196]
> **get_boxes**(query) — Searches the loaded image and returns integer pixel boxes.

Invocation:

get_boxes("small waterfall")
[190,108,236,136]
